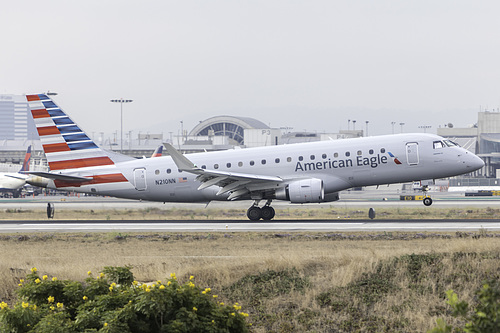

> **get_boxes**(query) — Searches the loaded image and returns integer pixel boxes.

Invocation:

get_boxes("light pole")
[400,122,405,133]
[365,121,369,137]
[391,122,396,134]
[110,98,133,153]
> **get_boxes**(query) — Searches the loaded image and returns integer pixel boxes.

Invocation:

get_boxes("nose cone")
[467,153,484,171]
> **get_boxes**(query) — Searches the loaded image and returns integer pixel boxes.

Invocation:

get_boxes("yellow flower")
[104,323,108,327]
[31,267,37,273]
[18,284,22,287]
[233,303,241,310]
[167,281,172,286]
[48,296,55,303]
[231,312,235,316]
[189,275,194,280]
[87,271,92,276]
[52,277,57,281]
[31,304,37,311]
[83,296,88,301]
[193,307,197,311]
[99,272,105,278]
[56,302,63,308]
[157,280,162,284]
[220,302,224,306]
[19,279,24,283]
[145,288,151,292]
[241,312,249,317]
[50,306,55,311]
[42,275,48,280]
[35,278,41,284]
[0,302,8,309]
[188,282,195,288]
[202,290,206,294]
[109,286,114,291]
[170,273,177,280]
[159,285,165,290]
[213,295,218,298]
[22,302,29,308]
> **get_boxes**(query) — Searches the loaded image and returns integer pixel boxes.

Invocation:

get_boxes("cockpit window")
[433,141,445,149]
[443,139,459,147]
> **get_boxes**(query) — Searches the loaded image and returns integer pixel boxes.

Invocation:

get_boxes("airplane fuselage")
[43,133,483,203]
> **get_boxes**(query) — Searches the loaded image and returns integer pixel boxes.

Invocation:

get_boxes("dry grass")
[1,231,500,332]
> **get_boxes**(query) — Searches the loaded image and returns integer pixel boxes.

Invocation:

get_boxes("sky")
[2,0,500,139]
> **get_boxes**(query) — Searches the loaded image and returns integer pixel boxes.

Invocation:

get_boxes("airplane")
[151,145,163,157]
[0,146,32,198]
[24,93,484,220]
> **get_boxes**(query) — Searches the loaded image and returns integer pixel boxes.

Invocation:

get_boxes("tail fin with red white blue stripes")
[25,94,131,189]
[19,145,31,172]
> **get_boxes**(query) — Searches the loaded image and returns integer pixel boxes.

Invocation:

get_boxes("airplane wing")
[4,174,29,181]
[164,143,283,200]
[20,171,91,182]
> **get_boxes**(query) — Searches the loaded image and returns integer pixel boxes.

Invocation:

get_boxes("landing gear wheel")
[247,206,262,221]
[423,197,433,206]
[261,206,275,221]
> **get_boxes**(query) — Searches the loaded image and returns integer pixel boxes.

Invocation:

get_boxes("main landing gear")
[422,185,433,206]
[247,200,275,221]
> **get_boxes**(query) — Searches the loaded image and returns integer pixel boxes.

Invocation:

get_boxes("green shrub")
[429,279,500,333]
[0,267,249,332]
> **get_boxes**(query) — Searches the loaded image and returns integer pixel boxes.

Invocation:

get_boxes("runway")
[1,219,500,233]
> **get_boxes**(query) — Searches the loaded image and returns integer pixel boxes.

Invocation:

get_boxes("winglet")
[163,143,203,173]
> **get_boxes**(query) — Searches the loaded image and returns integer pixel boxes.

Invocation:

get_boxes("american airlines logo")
[295,153,393,172]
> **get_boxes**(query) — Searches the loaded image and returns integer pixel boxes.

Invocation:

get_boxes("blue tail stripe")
[47,109,66,117]
[57,125,82,134]
[37,94,49,100]
[68,141,98,150]
[52,117,74,125]
[63,133,90,142]
[42,101,58,109]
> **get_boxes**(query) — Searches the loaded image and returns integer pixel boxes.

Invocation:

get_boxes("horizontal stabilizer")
[20,171,91,182]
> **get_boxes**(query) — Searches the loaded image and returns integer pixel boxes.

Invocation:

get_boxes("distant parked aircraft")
[0,146,31,197]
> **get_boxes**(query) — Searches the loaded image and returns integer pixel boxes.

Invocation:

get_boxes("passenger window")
[167,169,171,174]
[345,152,350,157]
[261,159,267,165]
[380,148,386,153]
[369,149,374,154]
[214,164,219,169]
[201,165,206,169]
[322,154,327,159]
[275,158,280,163]
[357,150,362,156]
[238,162,243,167]
[287,157,292,162]
[226,163,231,168]
[155,170,160,175]
[250,161,255,166]
[310,155,315,160]
[299,156,303,161]
[334,153,339,158]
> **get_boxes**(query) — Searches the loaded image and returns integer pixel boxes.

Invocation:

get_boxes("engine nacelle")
[275,178,325,203]
[26,176,50,188]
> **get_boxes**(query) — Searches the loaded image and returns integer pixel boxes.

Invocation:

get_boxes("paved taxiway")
[1,219,500,233]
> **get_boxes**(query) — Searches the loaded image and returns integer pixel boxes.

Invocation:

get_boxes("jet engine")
[26,176,50,188]
[275,178,324,203]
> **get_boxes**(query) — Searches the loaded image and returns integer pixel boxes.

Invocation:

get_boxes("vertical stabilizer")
[19,145,31,172]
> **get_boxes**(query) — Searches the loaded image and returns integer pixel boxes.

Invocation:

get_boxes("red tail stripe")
[54,173,128,188]
[26,95,41,101]
[48,156,114,170]
[37,126,61,136]
[31,109,50,119]
[43,142,71,154]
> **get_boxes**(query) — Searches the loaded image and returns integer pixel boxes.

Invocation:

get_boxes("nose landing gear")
[247,200,275,221]
[422,185,433,206]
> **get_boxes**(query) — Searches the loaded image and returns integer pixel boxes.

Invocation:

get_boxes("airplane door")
[133,168,147,191]
[406,143,419,165]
